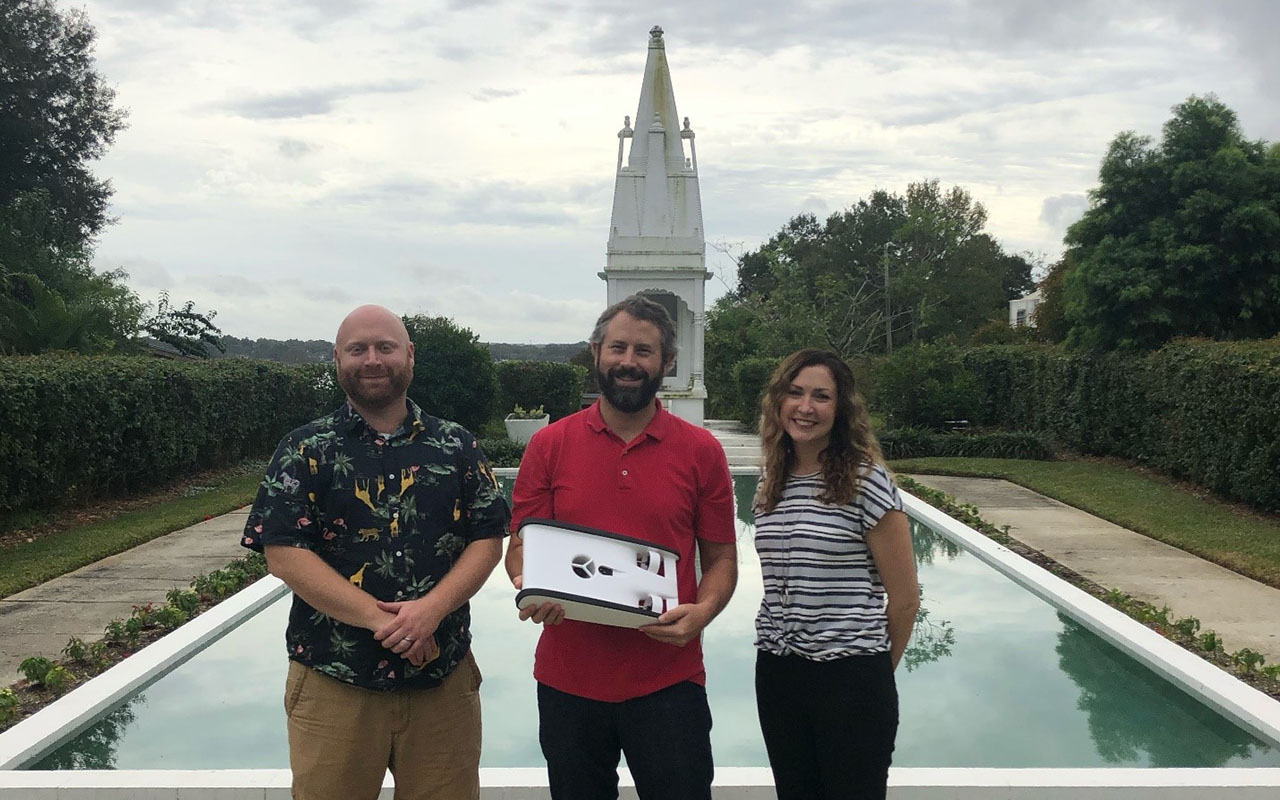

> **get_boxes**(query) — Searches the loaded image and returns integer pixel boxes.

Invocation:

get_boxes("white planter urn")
[504,414,549,444]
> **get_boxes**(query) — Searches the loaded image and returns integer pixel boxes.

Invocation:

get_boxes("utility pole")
[883,241,893,355]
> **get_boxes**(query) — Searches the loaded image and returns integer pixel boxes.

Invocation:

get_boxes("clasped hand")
[373,598,442,667]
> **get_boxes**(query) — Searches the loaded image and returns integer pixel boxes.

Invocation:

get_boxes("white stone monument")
[601,25,709,425]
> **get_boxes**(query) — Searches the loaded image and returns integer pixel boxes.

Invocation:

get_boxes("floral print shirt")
[242,400,509,691]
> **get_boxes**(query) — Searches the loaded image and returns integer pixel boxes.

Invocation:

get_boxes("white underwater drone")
[515,519,680,628]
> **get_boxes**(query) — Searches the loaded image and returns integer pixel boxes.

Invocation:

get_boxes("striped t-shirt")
[753,463,903,660]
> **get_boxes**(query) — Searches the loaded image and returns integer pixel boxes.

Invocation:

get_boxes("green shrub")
[0,355,331,515]
[495,360,587,422]
[166,588,200,616]
[191,552,269,601]
[40,665,74,694]
[478,437,525,468]
[61,637,90,663]
[18,656,54,684]
[61,637,107,669]
[879,429,1054,460]
[152,605,189,629]
[0,688,17,725]
[103,618,137,647]
[875,344,981,430]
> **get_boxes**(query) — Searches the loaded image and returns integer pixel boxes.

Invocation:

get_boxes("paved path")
[0,511,248,685]
[906,475,1280,664]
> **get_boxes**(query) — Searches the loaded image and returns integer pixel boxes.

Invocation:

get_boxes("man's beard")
[338,363,413,412]
[597,362,663,414]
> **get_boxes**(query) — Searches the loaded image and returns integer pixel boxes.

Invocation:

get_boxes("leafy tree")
[706,180,1026,409]
[1,0,126,250]
[0,4,147,354]
[0,190,142,348]
[1063,95,1280,350]
[568,346,599,393]
[402,315,496,432]
[0,272,116,354]
[1031,255,1073,343]
[141,291,225,358]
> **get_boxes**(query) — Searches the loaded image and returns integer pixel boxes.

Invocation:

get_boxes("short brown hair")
[589,295,678,363]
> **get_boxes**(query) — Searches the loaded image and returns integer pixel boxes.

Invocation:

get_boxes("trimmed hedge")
[881,339,1280,511]
[477,437,525,468]
[0,355,332,515]
[880,429,1054,460]
[494,360,587,421]
[876,344,981,430]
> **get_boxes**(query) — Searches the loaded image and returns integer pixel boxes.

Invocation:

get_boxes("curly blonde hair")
[755,349,885,514]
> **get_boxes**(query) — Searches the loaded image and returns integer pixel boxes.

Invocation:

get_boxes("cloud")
[1040,193,1089,230]
[278,138,314,159]
[473,88,522,102]
[188,273,268,298]
[102,256,173,290]
[222,81,420,119]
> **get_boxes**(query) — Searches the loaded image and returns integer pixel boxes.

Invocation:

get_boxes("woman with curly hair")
[752,348,918,800]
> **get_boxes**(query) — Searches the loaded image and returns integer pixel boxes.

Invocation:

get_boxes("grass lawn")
[0,469,263,599]
[888,457,1280,589]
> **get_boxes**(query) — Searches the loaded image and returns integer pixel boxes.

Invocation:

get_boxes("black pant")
[537,681,714,800]
[755,650,899,800]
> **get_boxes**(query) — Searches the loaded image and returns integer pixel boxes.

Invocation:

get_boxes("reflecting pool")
[30,476,1280,769]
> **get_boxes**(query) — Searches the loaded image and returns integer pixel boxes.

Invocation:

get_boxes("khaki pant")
[284,652,483,800]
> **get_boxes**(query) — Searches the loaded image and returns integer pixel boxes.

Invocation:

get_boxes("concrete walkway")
[0,510,248,685]
[3,426,1277,686]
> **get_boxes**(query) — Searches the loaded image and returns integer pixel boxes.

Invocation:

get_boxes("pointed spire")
[606,26,704,245]
[627,25,685,172]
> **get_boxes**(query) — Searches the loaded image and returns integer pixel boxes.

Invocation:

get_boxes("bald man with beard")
[241,305,510,800]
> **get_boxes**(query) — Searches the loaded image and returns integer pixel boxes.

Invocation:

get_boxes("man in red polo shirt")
[505,295,738,800]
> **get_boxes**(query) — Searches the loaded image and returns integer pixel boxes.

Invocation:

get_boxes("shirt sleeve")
[460,431,511,541]
[241,431,320,553]
[694,435,737,544]
[510,428,553,533]
[856,462,903,531]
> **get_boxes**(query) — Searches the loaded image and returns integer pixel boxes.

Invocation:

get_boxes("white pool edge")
[0,576,289,770]
[900,493,1280,749]
[1,767,1279,798]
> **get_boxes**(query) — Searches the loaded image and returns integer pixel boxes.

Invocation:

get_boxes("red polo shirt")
[510,400,736,702]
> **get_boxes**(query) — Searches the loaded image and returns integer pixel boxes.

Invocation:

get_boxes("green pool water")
[30,476,1280,769]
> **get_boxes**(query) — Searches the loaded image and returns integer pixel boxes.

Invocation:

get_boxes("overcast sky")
[72,0,1280,343]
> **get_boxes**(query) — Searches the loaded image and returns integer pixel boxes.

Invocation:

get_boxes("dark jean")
[755,649,899,800]
[537,681,714,800]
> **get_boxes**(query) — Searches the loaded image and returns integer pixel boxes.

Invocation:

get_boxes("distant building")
[1009,289,1042,328]
[601,26,708,425]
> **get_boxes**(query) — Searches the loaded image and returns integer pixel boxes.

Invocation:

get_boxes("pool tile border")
[0,767,1279,798]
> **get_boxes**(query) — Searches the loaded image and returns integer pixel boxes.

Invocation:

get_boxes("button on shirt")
[242,400,510,690]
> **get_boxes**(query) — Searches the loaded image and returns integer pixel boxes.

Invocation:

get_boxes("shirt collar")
[337,398,427,439]
[585,397,670,441]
